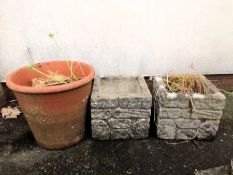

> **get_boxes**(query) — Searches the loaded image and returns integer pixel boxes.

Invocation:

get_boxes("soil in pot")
[31,73,72,87]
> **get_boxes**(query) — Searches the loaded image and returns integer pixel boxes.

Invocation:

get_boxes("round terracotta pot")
[6,61,95,149]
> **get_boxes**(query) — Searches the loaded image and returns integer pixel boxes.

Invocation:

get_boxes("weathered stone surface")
[175,119,201,129]
[158,108,181,119]
[112,108,150,119]
[195,165,229,175]
[131,119,150,139]
[91,120,110,140]
[91,76,152,140]
[91,109,112,119]
[108,118,132,129]
[111,129,131,140]
[91,98,118,109]
[158,96,190,109]
[118,98,141,109]
[191,110,223,120]
[157,119,176,139]
[181,109,191,118]
[153,75,226,140]
[91,120,109,127]
[192,98,226,111]
[197,120,220,140]
[194,158,233,175]
[141,97,152,109]
[176,129,198,140]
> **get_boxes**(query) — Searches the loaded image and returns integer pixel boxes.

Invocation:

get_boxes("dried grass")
[1,106,21,119]
[27,33,86,87]
[31,72,72,87]
[164,73,212,95]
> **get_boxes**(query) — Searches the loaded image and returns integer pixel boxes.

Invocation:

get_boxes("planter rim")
[6,60,95,94]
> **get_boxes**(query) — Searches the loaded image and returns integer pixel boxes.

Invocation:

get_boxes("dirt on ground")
[0,96,233,175]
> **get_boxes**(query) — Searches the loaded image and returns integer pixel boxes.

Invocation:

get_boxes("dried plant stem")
[164,73,212,110]
[27,33,87,87]
[78,61,85,77]
[32,69,68,84]
[55,40,75,79]
[31,67,50,78]
[164,74,210,94]
[189,96,196,111]
[49,35,78,81]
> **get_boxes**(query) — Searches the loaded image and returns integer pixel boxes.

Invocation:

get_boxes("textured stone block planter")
[153,75,226,140]
[91,76,152,140]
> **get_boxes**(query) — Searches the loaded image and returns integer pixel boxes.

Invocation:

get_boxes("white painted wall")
[0,0,233,81]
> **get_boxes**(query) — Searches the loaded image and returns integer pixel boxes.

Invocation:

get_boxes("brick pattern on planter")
[153,75,226,140]
[91,76,152,140]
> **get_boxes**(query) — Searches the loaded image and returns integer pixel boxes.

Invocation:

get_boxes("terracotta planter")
[6,61,95,149]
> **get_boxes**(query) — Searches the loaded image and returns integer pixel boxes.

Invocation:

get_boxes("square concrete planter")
[91,76,152,140]
[153,75,226,140]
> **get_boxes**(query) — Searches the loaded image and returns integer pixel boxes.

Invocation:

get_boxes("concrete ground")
[0,92,233,175]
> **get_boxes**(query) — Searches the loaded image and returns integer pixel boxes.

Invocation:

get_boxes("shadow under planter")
[0,84,7,108]
[91,76,152,140]
[153,75,226,140]
[222,91,233,119]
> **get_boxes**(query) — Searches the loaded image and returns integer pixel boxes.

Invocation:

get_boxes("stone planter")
[153,75,226,140]
[91,76,152,140]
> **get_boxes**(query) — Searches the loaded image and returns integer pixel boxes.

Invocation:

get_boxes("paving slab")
[194,159,233,175]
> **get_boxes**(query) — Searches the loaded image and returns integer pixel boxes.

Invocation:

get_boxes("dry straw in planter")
[27,33,85,87]
[164,73,212,95]
[163,73,212,111]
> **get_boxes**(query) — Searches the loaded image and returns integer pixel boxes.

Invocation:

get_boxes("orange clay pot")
[6,61,95,149]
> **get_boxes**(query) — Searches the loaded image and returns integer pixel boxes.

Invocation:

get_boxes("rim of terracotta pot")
[6,60,95,94]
